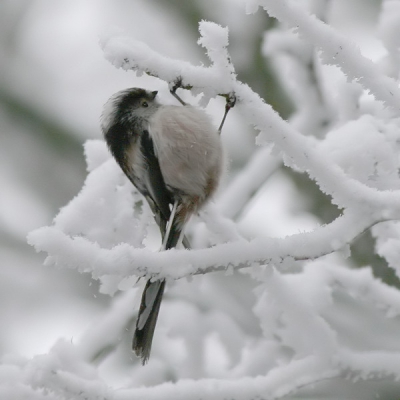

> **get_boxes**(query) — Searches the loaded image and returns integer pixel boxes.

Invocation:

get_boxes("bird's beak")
[150,91,158,99]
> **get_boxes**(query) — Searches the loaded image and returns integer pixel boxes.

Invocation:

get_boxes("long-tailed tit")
[101,87,226,364]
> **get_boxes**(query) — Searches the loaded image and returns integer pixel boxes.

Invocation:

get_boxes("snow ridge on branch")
[101,21,236,105]
[247,0,400,112]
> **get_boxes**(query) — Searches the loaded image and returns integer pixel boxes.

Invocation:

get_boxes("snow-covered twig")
[263,1,335,136]
[100,21,236,106]
[247,0,400,112]
[114,357,337,400]
[28,208,376,290]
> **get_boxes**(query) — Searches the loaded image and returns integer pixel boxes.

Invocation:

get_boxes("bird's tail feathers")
[132,279,165,365]
[132,200,189,364]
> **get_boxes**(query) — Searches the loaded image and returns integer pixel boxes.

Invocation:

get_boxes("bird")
[101,87,223,364]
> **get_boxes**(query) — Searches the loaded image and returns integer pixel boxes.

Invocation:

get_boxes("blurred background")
[0,0,386,360]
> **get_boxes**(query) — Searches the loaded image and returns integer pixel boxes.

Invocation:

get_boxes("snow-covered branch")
[5,263,400,398]
[101,21,236,106]
[29,207,373,293]
[247,0,400,112]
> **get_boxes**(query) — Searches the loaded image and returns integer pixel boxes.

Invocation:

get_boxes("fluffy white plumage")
[149,105,223,199]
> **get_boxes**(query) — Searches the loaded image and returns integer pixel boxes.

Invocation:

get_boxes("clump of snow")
[84,139,111,172]
[319,115,400,190]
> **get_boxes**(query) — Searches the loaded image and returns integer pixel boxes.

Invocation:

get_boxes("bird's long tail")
[132,200,185,364]
[132,279,165,364]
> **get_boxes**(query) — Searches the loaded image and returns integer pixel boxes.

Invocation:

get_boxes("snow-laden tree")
[5,0,400,398]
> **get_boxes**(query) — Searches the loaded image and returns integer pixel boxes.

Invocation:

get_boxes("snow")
[10,0,400,398]
[253,0,400,112]
[319,115,400,190]
[100,21,236,106]
[377,0,400,78]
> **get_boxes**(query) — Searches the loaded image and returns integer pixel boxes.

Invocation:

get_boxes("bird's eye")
[142,101,148,108]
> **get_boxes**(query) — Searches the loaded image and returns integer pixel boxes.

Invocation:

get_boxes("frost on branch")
[100,20,236,106]
[23,7,400,400]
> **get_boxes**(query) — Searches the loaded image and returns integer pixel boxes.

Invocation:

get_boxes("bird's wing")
[140,130,191,249]
[139,129,173,239]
